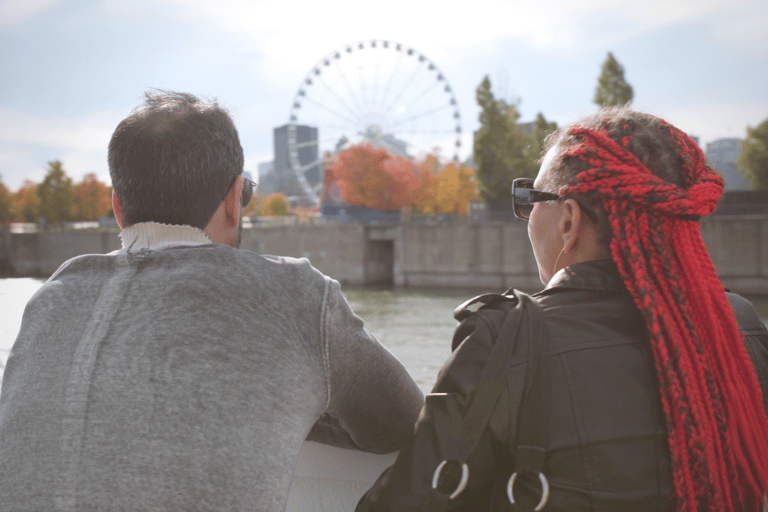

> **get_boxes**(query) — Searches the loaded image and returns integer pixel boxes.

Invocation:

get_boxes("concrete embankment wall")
[248,216,768,295]
[4,230,122,277]
[240,223,370,285]
[3,215,767,295]
[400,216,768,295]
[394,221,541,291]
[700,215,768,295]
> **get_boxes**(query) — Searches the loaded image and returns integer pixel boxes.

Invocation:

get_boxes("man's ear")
[223,175,242,227]
[112,191,123,229]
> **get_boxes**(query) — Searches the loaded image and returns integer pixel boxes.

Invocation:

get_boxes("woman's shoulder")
[726,293,768,335]
[726,292,768,412]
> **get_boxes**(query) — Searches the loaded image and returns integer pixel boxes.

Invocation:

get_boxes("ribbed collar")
[118,222,212,253]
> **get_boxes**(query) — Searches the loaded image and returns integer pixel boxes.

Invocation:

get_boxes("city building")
[705,138,750,191]
[256,125,321,205]
[257,161,273,178]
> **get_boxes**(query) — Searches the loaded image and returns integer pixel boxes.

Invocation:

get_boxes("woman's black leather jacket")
[356,259,768,511]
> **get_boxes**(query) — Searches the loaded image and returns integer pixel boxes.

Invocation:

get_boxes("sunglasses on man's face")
[224,172,257,208]
[240,172,256,207]
[512,178,560,219]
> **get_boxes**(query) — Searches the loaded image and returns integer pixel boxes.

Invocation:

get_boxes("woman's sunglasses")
[512,178,598,222]
[512,178,560,219]
[224,172,257,207]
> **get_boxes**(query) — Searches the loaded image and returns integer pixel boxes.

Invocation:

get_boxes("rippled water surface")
[1,278,45,381]
[0,278,482,392]
[1,278,766,393]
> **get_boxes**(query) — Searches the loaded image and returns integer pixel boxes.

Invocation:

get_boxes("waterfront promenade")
[2,214,767,295]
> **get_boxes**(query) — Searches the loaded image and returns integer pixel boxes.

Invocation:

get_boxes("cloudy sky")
[1,0,766,191]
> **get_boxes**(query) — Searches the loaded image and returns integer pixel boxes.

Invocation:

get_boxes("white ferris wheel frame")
[286,39,463,205]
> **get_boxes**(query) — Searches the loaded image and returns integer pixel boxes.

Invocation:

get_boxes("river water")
[0,278,484,393]
[1,278,767,393]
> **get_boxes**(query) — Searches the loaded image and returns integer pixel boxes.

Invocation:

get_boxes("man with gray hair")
[0,91,424,511]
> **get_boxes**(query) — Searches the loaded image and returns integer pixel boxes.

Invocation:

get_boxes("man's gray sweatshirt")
[0,223,424,511]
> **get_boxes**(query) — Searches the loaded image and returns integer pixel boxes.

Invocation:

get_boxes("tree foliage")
[242,194,261,217]
[11,180,40,222]
[37,160,74,224]
[72,173,112,221]
[594,52,633,107]
[261,193,290,216]
[523,113,559,171]
[473,76,531,204]
[0,176,11,225]
[738,118,768,190]
[248,193,291,217]
[325,144,419,211]
[413,154,477,215]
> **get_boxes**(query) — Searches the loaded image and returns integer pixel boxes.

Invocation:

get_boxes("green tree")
[738,118,768,190]
[0,176,12,225]
[37,160,74,224]
[262,193,290,216]
[523,113,559,170]
[473,76,530,204]
[594,52,633,107]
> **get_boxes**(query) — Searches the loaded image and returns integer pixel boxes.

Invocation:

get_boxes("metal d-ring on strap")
[429,291,550,507]
[430,292,528,501]
[507,471,550,511]
[431,460,469,500]
[505,291,550,511]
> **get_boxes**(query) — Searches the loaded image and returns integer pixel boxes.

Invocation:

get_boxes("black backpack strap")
[507,293,550,511]
[432,290,527,499]
[453,291,527,459]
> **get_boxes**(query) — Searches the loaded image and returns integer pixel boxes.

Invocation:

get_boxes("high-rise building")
[271,125,320,202]
[705,138,750,191]
[257,161,273,178]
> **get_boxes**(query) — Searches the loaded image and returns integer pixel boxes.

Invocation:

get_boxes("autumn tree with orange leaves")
[325,144,419,211]
[0,177,11,224]
[72,173,112,221]
[413,154,477,215]
[8,168,113,223]
[11,180,41,222]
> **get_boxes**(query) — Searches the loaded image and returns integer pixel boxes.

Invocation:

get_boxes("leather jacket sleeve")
[356,299,520,511]
[727,293,768,413]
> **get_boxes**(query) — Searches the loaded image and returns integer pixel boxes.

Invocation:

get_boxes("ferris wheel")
[287,39,463,205]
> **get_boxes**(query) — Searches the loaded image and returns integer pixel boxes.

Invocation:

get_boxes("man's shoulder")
[50,246,331,289]
[170,247,336,302]
[227,248,329,282]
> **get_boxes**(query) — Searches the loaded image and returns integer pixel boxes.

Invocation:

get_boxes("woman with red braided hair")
[357,107,768,512]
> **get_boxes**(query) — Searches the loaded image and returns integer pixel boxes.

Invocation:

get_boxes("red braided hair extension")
[560,122,768,511]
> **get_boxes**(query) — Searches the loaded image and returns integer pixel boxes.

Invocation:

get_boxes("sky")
[1,0,767,191]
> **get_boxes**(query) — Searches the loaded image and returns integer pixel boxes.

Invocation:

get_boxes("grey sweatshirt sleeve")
[307,278,424,454]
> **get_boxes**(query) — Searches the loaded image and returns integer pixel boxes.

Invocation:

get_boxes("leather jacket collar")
[542,259,627,294]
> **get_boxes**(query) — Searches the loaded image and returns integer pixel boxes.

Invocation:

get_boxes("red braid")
[560,123,768,511]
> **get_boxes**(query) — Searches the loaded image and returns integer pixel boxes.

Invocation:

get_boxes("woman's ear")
[559,198,610,263]
[559,198,584,254]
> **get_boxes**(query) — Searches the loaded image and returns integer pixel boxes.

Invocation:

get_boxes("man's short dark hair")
[108,90,244,229]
